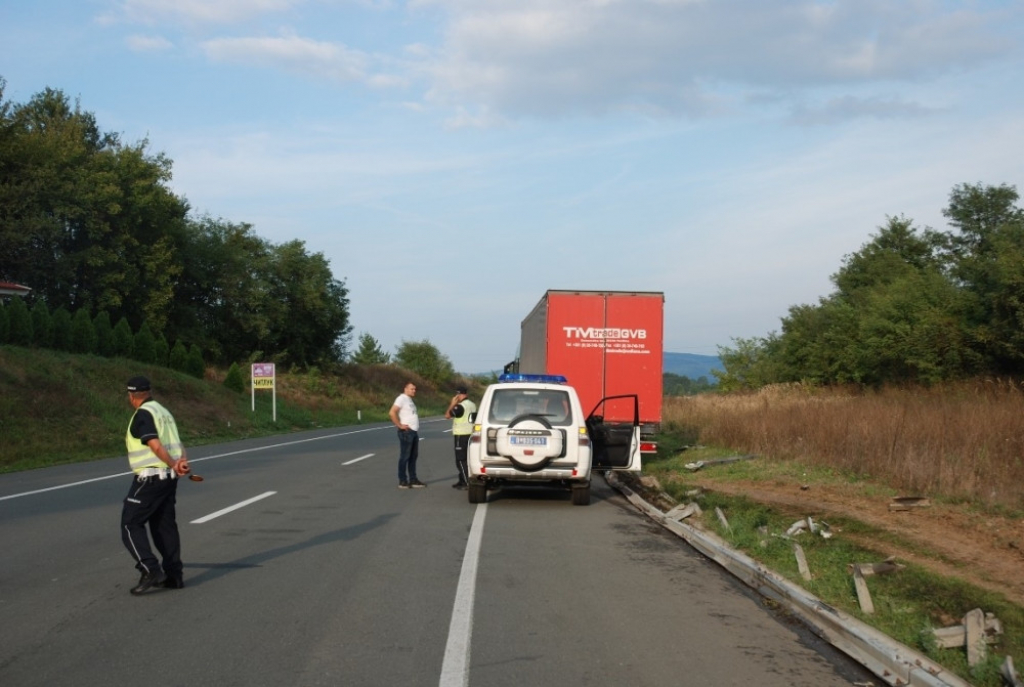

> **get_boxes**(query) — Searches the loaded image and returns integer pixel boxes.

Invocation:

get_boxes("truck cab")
[466,373,641,506]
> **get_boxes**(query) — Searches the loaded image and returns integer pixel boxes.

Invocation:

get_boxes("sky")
[2,0,1023,373]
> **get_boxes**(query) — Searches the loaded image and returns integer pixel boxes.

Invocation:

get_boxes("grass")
[643,442,1024,687]
[0,346,461,472]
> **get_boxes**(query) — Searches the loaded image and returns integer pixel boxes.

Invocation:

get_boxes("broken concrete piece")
[665,502,702,521]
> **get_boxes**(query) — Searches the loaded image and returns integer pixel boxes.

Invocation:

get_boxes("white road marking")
[439,503,488,687]
[0,424,406,501]
[342,453,374,465]
[190,491,277,524]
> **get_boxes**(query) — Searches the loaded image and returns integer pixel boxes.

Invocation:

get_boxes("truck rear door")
[586,395,642,471]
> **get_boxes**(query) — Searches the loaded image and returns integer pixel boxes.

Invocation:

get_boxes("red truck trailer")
[512,290,664,444]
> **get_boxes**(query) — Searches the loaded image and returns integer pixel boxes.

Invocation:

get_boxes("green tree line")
[717,183,1024,390]
[0,79,352,367]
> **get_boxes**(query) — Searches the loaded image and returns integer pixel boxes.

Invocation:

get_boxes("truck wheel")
[571,483,591,506]
[468,482,487,504]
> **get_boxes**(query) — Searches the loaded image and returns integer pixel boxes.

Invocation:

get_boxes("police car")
[466,373,642,506]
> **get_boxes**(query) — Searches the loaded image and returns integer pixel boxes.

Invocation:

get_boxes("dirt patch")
[634,474,1024,609]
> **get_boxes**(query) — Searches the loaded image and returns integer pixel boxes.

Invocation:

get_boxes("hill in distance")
[663,352,722,381]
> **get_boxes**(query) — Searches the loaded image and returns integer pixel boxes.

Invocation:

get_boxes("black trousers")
[453,434,470,484]
[121,475,183,578]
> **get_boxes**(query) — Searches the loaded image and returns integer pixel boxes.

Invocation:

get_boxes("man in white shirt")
[389,382,424,488]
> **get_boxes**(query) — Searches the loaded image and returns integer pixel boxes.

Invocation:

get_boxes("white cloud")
[411,0,1020,119]
[125,34,174,51]
[201,34,371,83]
[114,0,300,25]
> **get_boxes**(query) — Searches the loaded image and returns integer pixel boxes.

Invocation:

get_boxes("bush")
[169,340,189,372]
[94,312,114,357]
[71,308,98,354]
[31,301,53,348]
[0,301,8,342]
[133,322,156,363]
[51,308,72,351]
[7,297,33,346]
[154,333,170,367]
[224,362,245,393]
[111,317,133,358]
[186,344,205,379]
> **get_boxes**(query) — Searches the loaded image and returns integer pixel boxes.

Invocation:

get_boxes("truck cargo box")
[518,290,664,431]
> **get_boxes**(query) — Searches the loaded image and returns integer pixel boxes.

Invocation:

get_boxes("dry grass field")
[659,382,1024,607]
[665,380,1024,510]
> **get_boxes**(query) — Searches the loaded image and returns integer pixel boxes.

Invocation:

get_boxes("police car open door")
[586,395,643,471]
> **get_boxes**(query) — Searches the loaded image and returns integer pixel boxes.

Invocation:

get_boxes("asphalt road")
[0,418,875,686]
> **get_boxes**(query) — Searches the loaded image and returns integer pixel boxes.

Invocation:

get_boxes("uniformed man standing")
[445,386,477,489]
[122,376,190,595]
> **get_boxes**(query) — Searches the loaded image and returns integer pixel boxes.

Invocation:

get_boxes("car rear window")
[488,388,573,426]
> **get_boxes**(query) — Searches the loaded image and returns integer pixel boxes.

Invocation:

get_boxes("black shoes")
[409,479,427,488]
[452,482,468,490]
[161,577,185,590]
[130,571,164,595]
[398,481,410,489]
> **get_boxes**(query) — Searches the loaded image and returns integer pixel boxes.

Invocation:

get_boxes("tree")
[133,321,156,363]
[223,362,245,393]
[169,340,189,372]
[70,307,98,354]
[351,333,391,365]
[394,339,454,386]
[50,307,72,351]
[186,344,205,379]
[31,300,53,348]
[153,333,169,367]
[0,301,8,342]
[93,311,113,357]
[263,240,352,366]
[111,317,133,357]
[6,296,32,345]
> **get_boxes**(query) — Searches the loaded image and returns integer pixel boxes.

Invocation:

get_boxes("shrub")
[132,322,156,363]
[111,317,133,358]
[71,307,98,354]
[0,301,8,342]
[169,340,189,372]
[224,362,245,393]
[186,344,205,379]
[51,308,72,351]
[7,297,33,346]
[31,301,53,348]
[94,312,114,357]
[153,333,170,367]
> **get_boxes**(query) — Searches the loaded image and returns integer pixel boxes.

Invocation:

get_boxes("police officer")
[445,386,477,489]
[122,375,190,595]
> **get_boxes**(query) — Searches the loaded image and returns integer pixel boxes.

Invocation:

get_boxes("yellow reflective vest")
[452,399,477,436]
[125,400,184,473]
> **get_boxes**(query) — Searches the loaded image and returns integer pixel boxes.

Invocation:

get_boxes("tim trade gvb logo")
[562,327,648,340]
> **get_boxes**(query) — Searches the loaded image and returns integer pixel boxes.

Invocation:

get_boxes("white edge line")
[342,453,374,466]
[439,503,487,687]
[191,491,277,524]
[0,425,394,502]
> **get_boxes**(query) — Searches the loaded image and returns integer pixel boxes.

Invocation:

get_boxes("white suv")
[466,373,642,506]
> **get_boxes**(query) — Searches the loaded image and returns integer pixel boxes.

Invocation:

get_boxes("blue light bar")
[498,373,568,384]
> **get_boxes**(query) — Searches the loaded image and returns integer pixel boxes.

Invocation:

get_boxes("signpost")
[251,362,276,422]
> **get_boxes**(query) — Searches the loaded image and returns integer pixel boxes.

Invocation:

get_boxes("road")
[0,418,875,686]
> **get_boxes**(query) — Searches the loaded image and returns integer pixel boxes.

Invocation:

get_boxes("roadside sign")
[251,362,277,421]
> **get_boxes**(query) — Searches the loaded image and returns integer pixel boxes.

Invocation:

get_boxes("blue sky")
[3,0,1023,373]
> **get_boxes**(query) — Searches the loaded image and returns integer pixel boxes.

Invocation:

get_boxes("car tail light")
[640,441,657,453]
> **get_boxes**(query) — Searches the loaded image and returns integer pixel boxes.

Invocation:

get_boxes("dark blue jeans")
[397,429,419,482]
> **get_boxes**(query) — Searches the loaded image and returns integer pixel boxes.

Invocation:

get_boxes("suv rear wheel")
[468,482,487,504]
[571,482,591,506]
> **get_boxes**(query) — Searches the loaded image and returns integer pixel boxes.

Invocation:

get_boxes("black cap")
[455,386,467,394]
[127,376,151,392]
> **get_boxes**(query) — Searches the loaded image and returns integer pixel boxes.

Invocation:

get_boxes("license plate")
[510,436,547,446]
